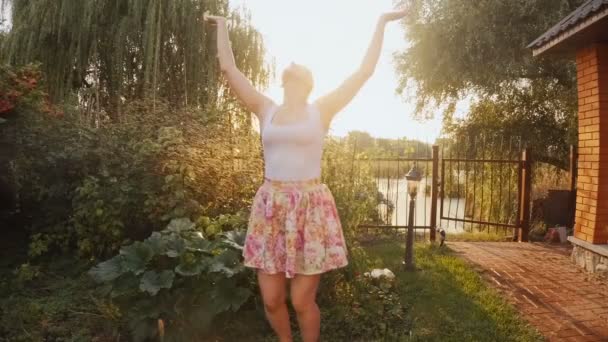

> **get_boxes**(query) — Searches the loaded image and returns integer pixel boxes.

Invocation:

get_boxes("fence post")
[430,145,439,242]
[569,145,577,229]
[519,148,532,242]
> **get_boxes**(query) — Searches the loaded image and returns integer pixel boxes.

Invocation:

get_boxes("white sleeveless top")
[261,103,326,181]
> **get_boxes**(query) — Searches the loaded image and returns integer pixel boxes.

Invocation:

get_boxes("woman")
[205,8,407,342]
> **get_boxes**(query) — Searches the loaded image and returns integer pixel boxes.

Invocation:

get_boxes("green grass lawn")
[1,240,543,341]
[364,241,543,342]
[357,228,517,245]
[448,231,515,242]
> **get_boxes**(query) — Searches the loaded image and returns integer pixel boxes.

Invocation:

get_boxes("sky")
[230,0,448,143]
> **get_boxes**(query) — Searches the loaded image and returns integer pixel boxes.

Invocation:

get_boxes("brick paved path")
[449,242,608,341]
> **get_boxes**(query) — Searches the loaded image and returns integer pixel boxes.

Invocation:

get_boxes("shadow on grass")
[364,242,543,342]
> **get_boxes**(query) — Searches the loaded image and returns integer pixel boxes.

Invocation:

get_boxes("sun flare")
[230,0,444,143]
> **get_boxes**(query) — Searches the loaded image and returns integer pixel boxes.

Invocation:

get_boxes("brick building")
[529,0,608,274]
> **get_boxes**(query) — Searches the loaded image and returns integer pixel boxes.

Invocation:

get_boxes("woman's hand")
[203,11,226,25]
[316,7,408,126]
[203,11,272,117]
[380,8,408,23]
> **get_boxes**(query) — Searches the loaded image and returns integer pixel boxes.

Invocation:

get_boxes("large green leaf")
[219,230,246,250]
[175,259,207,277]
[208,250,243,278]
[145,231,166,255]
[120,241,154,275]
[88,256,124,282]
[167,217,195,232]
[139,270,175,296]
[186,233,213,253]
[210,281,252,313]
[109,273,140,299]
[165,234,187,258]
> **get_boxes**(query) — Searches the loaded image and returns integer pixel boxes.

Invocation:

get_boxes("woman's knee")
[263,294,286,313]
[257,271,287,314]
[290,293,316,314]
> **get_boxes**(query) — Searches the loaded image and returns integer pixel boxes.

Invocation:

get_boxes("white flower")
[367,268,395,279]
[370,269,384,278]
[383,268,395,279]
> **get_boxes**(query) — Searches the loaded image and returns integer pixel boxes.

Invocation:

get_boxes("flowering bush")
[0,64,61,120]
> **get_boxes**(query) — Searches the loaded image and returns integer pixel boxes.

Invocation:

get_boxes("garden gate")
[352,140,541,242]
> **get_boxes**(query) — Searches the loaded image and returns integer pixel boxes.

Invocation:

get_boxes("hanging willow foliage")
[0,0,270,120]
[0,1,8,28]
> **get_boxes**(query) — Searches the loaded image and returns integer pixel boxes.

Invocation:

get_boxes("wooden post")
[404,196,416,271]
[519,149,532,242]
[430,145,439,242]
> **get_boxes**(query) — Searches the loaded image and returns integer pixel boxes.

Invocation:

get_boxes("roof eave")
[531,6,608,57]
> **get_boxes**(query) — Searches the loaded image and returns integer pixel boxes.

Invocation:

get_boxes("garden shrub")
[3,93,262,259]
[318,269,409,341]
[89,217,251,341]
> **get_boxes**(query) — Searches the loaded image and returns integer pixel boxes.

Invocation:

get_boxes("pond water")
[376,177,468,234]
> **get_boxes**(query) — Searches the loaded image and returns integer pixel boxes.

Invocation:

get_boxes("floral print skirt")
[243,178,348,278]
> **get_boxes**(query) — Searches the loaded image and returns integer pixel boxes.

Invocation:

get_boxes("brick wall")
[574,43,608,244]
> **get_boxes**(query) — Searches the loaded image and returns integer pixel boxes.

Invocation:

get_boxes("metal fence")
[347,136,569,243]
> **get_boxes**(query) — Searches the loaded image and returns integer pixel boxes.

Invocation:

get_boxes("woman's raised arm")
[205,14,272,118]
[314,9,408,129]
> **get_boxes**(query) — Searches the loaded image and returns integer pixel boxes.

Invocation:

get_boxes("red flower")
[0,99,15,114]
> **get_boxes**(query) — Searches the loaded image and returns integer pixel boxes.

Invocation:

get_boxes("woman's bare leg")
[290,274,321,342]
[258,271,292,342]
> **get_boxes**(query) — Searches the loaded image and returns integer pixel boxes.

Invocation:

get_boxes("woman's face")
[282,62,314,97]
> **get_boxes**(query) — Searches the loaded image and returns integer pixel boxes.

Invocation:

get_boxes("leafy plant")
[1,94,263,260]
[89,217,252,341]
[322,137,381,239]
[13,262,40,284]
[319,269,409,340]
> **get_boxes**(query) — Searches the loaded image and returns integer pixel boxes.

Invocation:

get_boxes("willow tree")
[0,0,270,121]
